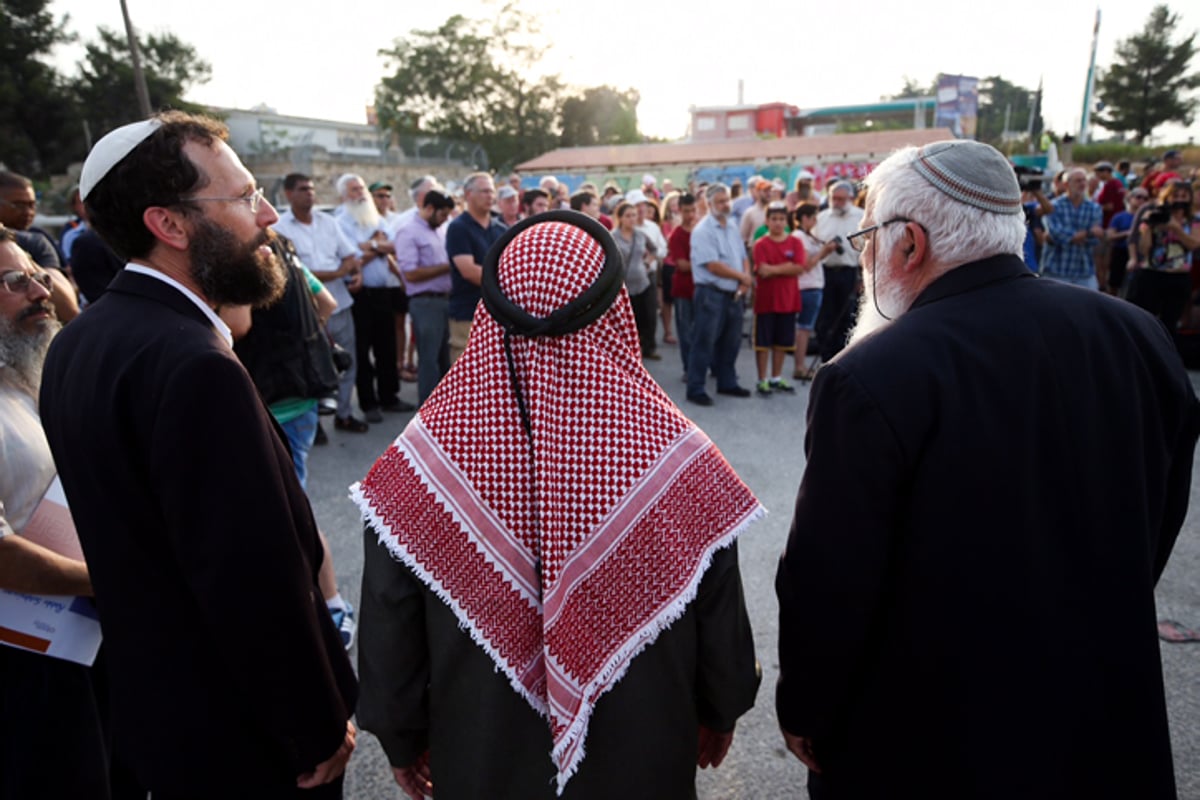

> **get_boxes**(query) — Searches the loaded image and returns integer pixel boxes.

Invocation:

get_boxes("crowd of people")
[0,109,1198,800]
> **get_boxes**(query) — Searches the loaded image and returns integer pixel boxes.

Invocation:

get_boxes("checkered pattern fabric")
[353,220,764,794]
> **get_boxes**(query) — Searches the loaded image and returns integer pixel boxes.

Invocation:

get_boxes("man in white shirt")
[812,181,864,364]
[274,173,368,432]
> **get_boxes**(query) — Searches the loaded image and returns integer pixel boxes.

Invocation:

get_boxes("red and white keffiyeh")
[351,219,763,793]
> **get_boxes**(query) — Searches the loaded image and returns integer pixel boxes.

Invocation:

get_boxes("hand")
[758,264,773,278]
[697,725,733,769]
[781,729,821,774]
[1070,231,1087,244]
[739,272,753,288]
[346,271,363,292]
[392,750,433,799]
[1089,225,1106,239]
[297,720,357,789]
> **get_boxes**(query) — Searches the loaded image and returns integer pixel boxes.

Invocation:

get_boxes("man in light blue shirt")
[686,183,753,405]
[1042,169,1104,289]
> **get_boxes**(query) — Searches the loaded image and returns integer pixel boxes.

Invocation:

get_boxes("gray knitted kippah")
[911,140,1022,215]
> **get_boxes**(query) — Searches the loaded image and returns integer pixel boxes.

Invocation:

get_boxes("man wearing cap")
[497,185,522,226]
[1146,149,1184,193]
[1093,161,1126,227]
[793,170,819,209]
[275,172,368,433]
[38,112,359,798]
[393,188,455,404]
[1041,168,1105,289]
[776,140,1199,800]
[355,212,761,799]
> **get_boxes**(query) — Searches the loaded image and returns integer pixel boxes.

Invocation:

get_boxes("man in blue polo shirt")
[445,172,506,363]
[686,183,753,406]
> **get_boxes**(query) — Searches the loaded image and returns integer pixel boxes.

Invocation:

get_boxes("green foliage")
[1070,141,1184,164]
[376,7,566,171]
[73,26,212,142]
[559,86,640,147]
[0,0,80,175]
[1095,4,1200,144]
[976,75,1043,145]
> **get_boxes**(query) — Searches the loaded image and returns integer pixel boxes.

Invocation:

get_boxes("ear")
[900,222,929,273]
[142,206,192,253]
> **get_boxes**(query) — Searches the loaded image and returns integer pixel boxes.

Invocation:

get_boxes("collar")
[122,264,233,347]
[909,253,1034,312]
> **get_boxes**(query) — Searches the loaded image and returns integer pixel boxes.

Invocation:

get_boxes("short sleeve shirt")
[445,213,507,321]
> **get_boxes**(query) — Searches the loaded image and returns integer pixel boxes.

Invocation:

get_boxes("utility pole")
[1079,8,1101,145]
[120,0,152,118]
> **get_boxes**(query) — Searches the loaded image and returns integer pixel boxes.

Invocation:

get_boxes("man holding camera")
[812,181,863,363]
[1042,168,1104,289]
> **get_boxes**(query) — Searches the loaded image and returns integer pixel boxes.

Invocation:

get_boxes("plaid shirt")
[1041,195,1102,280]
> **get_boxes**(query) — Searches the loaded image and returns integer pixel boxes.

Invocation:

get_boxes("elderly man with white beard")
[336,173,413,422]
[0,226,109,798]
[774,140,1200,800]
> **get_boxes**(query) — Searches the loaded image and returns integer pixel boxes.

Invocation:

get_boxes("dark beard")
[190,219,286,308]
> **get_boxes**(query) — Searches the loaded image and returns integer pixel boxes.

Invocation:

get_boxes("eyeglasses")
[184,187,268,213]
[1,270,53,294]
[846,217,916,252]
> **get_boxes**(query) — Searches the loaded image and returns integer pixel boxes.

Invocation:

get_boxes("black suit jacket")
[776,255,1200,799]
[40,269,357,795]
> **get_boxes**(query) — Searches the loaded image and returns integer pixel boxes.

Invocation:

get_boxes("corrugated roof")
[516,128,957,172]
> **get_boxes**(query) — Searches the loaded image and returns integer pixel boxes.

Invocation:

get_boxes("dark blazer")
[40,269,357,795]
[776,255,1200,799]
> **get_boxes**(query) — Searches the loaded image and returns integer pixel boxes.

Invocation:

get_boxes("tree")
[976,75,1042,145]
[0,0,82,176]
[72,26,212,143]
[559,86,640,147]
[375,7,570,170]
[1095,4,1199,144]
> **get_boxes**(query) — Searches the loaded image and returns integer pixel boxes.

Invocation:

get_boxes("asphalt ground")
[304,335,1200,800]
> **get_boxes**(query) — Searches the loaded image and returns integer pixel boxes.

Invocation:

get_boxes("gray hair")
[865,146,1025,268]
[462,172,494,194]
[705,182,729,203]
[828,180,855,198]
[335,173,365,198]
[410,175,436,200]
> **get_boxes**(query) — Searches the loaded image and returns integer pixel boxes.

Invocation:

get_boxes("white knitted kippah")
[910,140,1022,215]
[79,119,163,201]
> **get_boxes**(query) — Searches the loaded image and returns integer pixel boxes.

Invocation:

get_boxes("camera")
[330,343,353,374]
[1013,165,1045,193]
[831,235,845,256]
[1143,205,1172,227]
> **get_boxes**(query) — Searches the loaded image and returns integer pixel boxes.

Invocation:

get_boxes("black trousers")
[0,646,111,799]
[815,266,860,362]
[1126,269,1191,332]
[350,288,398,411]
[630,286,658,356]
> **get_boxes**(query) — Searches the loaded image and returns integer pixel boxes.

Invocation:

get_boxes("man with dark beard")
[0,227,110,799]
[775,140,1199,800]
[37,113,358,799]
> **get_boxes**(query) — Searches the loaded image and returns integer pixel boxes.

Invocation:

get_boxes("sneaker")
[771,378,796,393]
[330,603,357,650]
[317,397,337,416]
[687,392,714,406]
[717,386,752,398]
[756,380,773,395]
[365,408,384,424]
[382,400,416,413]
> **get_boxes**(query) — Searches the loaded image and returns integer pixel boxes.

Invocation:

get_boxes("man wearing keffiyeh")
[355,211,763,799]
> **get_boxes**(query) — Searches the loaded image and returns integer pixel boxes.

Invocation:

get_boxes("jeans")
[325,309,357,419]
[408,294,451,404]
[687,284,744,397]
[675,296,694,373]
[279,406,318,490]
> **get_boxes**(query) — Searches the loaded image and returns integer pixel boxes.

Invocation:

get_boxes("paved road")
[304,339,1200,800]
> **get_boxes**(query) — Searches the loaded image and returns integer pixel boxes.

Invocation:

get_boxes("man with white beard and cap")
[811,180,863,364]
[775,140,1200,800]
[336,173,414,422]
[38,112,358,798]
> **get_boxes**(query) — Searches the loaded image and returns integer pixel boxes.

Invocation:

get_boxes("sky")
[49,0,1200,146]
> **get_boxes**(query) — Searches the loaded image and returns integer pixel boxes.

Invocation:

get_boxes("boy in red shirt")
[751,203,802,394]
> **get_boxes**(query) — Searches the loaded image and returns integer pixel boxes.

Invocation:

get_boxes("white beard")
[344,197,381,231]
[0,315,59,398]
[846,266,912,349]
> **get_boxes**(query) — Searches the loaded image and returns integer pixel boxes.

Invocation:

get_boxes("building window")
[728,115,751,131]
[696,116,716,132]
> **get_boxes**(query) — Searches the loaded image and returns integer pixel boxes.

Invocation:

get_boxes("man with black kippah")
[776,139,1199,800]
